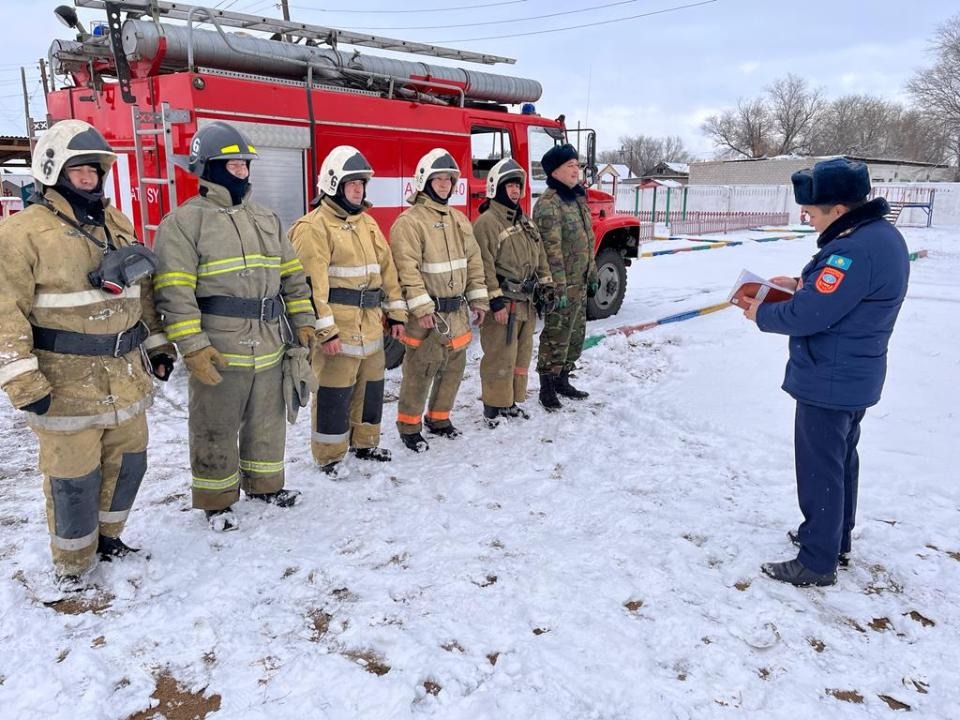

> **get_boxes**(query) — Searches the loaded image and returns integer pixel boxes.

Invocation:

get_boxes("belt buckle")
[260,297,274,322]
[113,328,128,357]
[357,288,367,308]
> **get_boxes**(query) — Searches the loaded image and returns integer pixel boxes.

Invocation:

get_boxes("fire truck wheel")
[586,248,627,320]
[385,331,406,370]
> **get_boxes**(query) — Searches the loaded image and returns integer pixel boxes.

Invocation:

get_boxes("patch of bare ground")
[126,672,221,720]
[46,591,115,615]
[91,636,106,648]
[472,574,497,588]
[757,668,770,680]
[808,637,826,652]
[904,610,934,627]
[342,649,390,676]
[307,608,332,641]
[423,680,441,696]
[869,617,892,632]
[624,599,643,612]
[441,641,464,653]
[827,689,864,703]
[903,677,929,695]
[878,694,911,711]
[532,627,550,636]
[486,652,500,666]
[734,580,751,591]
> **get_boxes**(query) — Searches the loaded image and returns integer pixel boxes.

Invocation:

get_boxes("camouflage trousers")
[480,299,535,407]
[36,412,148,577]
[311,350,386,466]
[536,285,587,375]
[188,364,286,511]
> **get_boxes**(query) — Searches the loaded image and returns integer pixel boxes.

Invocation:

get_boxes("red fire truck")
[43,0,641,337]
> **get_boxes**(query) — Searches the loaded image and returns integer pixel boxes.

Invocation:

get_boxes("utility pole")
[280,0,290,21]
[21,67,32,143]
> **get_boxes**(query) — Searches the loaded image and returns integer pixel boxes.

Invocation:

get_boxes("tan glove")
[296,325,317,352]
[184,346,228,386]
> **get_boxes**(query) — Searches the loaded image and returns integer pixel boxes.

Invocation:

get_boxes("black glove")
[489,296,508,313]
[540,285,556,305]
[21,394,51,415]
[387,318,405,328]
[150,353,175,382]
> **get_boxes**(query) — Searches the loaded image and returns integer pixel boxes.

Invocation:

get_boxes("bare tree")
[766,74,824,155]
[908,13,960,169]
[598,134,693,176]
[810,95,897,156]
[701,98,773,158]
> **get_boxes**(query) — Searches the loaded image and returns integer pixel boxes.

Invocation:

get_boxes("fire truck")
[41,0,641,361]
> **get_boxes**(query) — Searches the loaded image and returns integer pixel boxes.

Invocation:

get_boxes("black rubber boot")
[788,529,850,568]
[761,559,837,587]
[555,369,589,399]
[400,432,429,453]
[483,404,503,428]
[352,446,392,462]
[248,488,301,507]
[205,507,239,532]
[97,535,140,561]
[505,404,530,419]
[539,373,562,412]
[425,422,461,438]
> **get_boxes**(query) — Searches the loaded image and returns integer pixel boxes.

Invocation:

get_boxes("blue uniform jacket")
[756,199,909,411]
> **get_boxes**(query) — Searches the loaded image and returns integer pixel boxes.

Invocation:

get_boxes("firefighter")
[0,120,174,586]
[288,146,407,476]
[390,148,489,451]
[534,144,599,411]
[153,121,316,532]
[474,158,552,426]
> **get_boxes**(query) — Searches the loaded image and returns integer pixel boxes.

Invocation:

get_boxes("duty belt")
[498,275,537,296]
[431,295,465,313]
[198,294,284,321]
[327,287,384,308]
[32,321,149,357]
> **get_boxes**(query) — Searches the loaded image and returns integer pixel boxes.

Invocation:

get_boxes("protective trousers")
[35,412,148,577]
[536,286,587,375]
[480,299,535,407]
[794,402,866,574]
[188,363,286,511]
[311,350,386,465]
[396,328,468,434]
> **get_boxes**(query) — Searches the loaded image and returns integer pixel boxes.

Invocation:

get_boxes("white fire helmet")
[31,119,117,187]
[413,148,460,193]
[485,157,526,199]
[317,145,374,197]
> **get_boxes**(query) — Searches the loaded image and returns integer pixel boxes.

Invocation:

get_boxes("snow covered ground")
[0,224,957,719]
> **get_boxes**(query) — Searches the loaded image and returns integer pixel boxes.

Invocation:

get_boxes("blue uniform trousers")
[794,402,866,574]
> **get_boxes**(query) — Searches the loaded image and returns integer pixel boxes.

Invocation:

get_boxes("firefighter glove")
[489,296,508,313]
[20,393,52,416]
[150,353,175,382]
[184,346,228,386]
[296,326,318,352]
[587,281,599,298]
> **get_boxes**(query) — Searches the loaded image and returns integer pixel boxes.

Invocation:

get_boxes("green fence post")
[634,185,640,216]
[651,186,658,225]
[665,187,672,226]
[682,186,688,220]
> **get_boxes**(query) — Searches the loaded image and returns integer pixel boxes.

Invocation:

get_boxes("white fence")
[615,182,960,227]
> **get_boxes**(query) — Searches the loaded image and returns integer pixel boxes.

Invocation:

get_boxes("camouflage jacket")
[532,185,598,291]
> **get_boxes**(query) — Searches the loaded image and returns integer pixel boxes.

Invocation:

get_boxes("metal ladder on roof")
[131,102,189,244]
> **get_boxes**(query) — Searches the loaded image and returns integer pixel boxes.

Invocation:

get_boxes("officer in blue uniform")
[743,157,909,587]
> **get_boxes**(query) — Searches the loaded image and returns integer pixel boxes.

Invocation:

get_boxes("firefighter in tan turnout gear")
[289,146,407,477]
[390,149,489,452]
[475,158,553,426]
[153,122,316,532]
[0,120,174,586]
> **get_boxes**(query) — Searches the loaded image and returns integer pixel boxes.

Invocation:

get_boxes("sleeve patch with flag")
[826,254,853,271]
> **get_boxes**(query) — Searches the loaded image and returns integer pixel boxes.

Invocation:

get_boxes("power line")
[431,0,718,43]
[333,0,641,31]
[287,0,527,15]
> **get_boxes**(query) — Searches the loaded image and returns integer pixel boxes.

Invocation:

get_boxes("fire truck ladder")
[131,102,188,243]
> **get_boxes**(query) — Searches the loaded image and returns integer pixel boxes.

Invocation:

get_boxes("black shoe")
[539,373,562,412]
[400,432,429,453]
[505,403,530,419]
[788,529,850,568]
[761,559,837,587]
[97,535,141,562]
[352,446,392,462]
[555,370,589,399]
[55,573,86,593]
[319,460,352,480]
[205,507,239,532]
[249,488,301,507]
[483,404,503,428]
[425,422,461,438]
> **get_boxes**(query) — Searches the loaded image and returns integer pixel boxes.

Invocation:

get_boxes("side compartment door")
[468,124,515,220]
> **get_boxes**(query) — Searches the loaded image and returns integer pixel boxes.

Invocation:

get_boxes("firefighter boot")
[788,529,850,568]
[555,370,589,400]
[483,404,503,429]
[97,535,141,562]
[249,488,302,507]
[320,462,351,480]
[352,447,392,462]
[539,373,562,412]
[401,432,430,453]
[426,421,462,438]
[506,404,530,419]
[205,507,240,532]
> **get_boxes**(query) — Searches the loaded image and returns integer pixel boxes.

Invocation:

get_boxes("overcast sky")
[1,0,957,160]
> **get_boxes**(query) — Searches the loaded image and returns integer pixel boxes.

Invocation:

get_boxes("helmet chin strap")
[54,172,106,225]
[423,179,450,205]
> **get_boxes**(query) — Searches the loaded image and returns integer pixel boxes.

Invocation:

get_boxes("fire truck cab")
[42,0,641,335]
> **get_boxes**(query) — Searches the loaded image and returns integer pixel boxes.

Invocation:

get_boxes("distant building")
[689,155,955,185]
[639,161,689,185]
[597,162,635,194]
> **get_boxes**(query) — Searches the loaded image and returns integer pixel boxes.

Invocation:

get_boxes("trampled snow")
[0,225,957,719]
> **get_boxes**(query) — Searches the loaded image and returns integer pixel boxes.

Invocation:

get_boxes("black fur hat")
[541,143,579,177]
[792,158,870,206]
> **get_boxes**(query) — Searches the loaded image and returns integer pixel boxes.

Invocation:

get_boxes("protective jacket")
[153,181,314,370]
[474,200,552,300]
[390,193,489,343]
[757,198,909,410]
[534,182,598,293]
[0,190,168,432]
[289,197,406,357]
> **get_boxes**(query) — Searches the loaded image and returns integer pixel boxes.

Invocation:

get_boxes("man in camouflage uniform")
[475,158,552,426]
[534,144,599,411]
[289,146,406,477]
[390,148,489,452]
[0,120,174,585]
[153,122,316,532]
